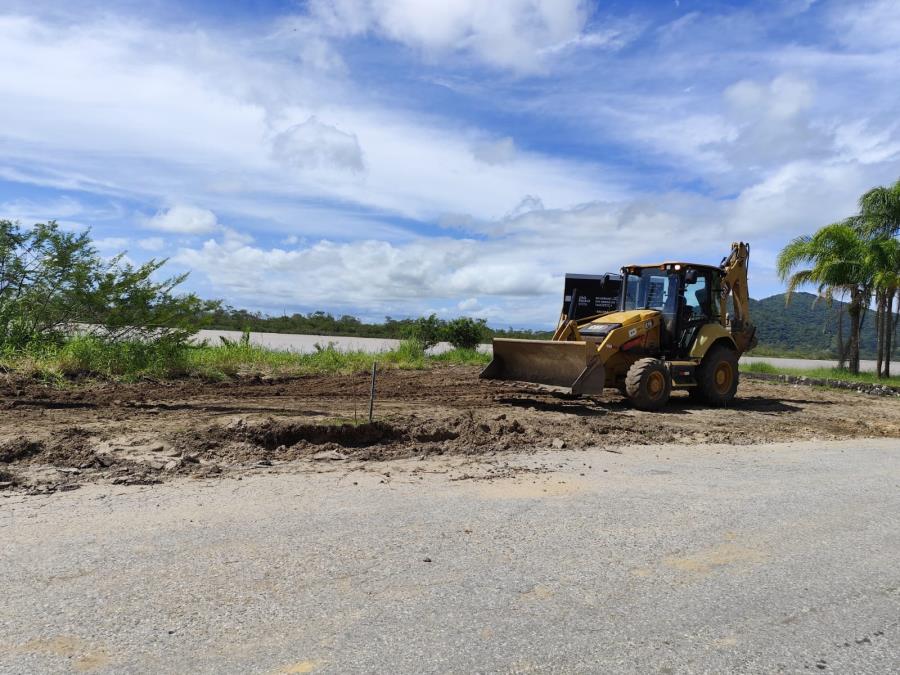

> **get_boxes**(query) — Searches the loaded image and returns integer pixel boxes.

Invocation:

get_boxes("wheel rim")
[647,371,665,399]
[713,361,733,394]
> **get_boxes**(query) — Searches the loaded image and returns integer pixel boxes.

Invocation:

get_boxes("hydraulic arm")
[720,242,757,353]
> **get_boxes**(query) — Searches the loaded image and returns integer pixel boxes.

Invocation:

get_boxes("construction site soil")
[1,365,898,494]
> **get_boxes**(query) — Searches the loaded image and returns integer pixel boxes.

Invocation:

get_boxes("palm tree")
[858,179,900,376]
[777,221,872,374]
[867,236,900,376]
[859,179,900,238]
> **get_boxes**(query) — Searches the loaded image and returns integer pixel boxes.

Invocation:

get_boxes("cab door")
[677,268,712,355]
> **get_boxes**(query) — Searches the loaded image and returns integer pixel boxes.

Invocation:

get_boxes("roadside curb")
[742,371,900,397]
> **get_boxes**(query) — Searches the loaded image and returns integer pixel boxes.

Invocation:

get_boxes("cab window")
[683,272,709,319]
[624,269,677,313]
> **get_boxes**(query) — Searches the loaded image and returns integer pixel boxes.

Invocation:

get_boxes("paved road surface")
[2,439,898,673]
[196,329,898,373]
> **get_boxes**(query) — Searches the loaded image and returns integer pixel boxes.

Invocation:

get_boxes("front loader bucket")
[480,338,605,395]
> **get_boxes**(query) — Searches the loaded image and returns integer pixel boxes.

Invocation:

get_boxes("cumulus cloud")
[147,206,219,234]
[304,0,592,72]
[174,235,555,311]
[271,116,365,172]
[174,152,894,323]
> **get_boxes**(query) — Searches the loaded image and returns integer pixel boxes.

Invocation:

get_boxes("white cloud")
[830,0,900,49]
[147,206,219,234]
[2,4,900,324]
[724,75,814,121]
[304,0,592,72]
[271,116,364,172]
[472,136,517,165]
[539,23,644,55]
[832,120,900,165]
[0,14,617,234]
[174,154,895,322]
[137,237,165,252]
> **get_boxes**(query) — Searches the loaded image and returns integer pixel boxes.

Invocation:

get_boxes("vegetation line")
[741,361,900,387]
[0,335,491,383]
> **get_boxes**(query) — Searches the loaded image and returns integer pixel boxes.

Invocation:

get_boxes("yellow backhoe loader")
[481,242,757,410]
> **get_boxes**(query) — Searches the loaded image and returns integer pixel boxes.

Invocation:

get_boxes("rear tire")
[625,358,671,411]
[695,344,739,406]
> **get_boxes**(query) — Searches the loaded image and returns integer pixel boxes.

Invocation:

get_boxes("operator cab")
[621,263,723,357]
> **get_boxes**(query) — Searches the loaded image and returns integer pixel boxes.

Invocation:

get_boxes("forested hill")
[748,292,893,359]
[203,292,896,360]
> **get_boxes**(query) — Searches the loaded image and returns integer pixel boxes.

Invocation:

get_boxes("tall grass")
[0,336,489,382]
[742,360,900,386]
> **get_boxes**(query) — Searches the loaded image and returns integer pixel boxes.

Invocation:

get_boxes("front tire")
[625,358,671,411]
[695,344,739,406]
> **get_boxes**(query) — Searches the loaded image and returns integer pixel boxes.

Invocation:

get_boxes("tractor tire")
[695,344,739,406]
[625,358,671,411]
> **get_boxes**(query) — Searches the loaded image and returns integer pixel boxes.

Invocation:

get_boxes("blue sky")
[1,0,899,327]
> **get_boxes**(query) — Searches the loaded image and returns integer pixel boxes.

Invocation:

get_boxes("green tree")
[444,316,487,350]
[777,221,873,374]
[0,219,215,351]
[404,314,443,350]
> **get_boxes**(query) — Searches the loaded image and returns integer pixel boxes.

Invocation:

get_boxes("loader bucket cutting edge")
[480,338,605,395]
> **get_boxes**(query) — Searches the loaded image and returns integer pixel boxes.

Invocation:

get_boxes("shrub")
[404,314,443,350]
[0,219,217,352]
[444,316,486,350]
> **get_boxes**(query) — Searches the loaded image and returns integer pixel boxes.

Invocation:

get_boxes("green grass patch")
[430,347,491,366]
[0,336,489,383]
[741,360,900,387]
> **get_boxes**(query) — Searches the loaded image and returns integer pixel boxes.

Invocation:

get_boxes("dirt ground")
[1,365,898,494]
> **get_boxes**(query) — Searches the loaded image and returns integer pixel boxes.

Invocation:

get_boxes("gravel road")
[2,438,898,673]
[195,329,898,373]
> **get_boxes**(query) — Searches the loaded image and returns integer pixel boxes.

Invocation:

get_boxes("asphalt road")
[195,329,898,373]
[2,438,899,673]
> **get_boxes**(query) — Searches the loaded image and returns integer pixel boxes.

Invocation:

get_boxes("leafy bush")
[0,219,217,352]
[404,314,443,350]
[444,316,486,350]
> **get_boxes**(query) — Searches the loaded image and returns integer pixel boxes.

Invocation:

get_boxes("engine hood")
[577,309,660,338]
[588,309,660,326]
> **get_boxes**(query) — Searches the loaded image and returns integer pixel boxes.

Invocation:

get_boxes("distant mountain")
[748,292,896,360]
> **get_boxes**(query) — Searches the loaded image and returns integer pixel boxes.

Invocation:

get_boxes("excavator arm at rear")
[720,241,757,355]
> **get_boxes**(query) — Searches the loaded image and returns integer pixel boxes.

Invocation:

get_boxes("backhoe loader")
[480,242,757,410]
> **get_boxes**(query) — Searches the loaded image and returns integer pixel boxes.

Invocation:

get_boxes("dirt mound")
[1,366,899,494]
[236,419,404,449]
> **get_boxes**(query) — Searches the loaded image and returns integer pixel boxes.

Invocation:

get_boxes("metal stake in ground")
[368,362,377,423]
